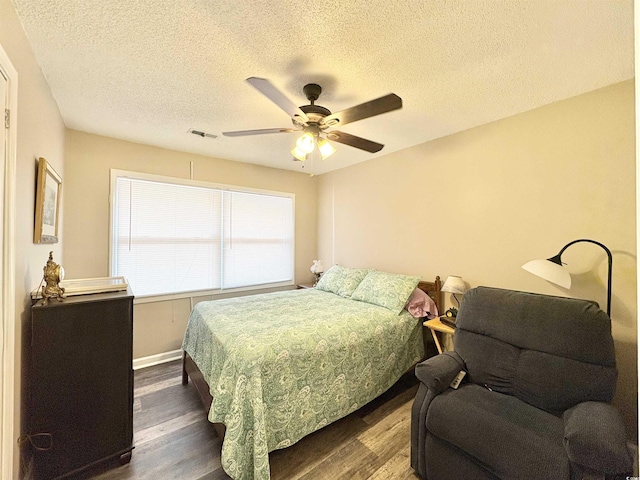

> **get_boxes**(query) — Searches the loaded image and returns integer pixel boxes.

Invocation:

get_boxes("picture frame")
[34,157,62,244]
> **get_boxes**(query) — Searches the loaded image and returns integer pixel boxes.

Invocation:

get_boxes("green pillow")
[315,265,369,298]
[351,270,420,314]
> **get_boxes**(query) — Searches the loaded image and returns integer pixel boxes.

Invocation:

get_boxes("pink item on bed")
[406,288,439,319]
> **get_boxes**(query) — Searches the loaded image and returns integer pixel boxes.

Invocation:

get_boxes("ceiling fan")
[222,77,403,161]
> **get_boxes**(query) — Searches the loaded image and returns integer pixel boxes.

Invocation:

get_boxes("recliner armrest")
[563,401,633,475]
[415,351,465,394]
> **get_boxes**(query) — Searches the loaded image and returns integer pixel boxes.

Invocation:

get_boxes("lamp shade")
[442,275,467,294]
[317,138,336,159]
[291,146,307,161]
[521,258,571,289]
[296,133,315,154]
[310,260,324,274]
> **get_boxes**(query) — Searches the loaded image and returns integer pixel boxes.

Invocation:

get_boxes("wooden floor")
[83,360,421,480]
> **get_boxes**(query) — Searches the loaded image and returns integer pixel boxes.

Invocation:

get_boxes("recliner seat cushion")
[426,384,570,480]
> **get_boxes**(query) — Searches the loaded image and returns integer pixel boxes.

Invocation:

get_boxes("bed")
[181,267,442,480]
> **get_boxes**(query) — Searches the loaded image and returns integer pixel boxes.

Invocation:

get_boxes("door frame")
[0,43,18,480]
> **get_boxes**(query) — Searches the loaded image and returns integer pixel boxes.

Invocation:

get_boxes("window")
[110,171,294,297]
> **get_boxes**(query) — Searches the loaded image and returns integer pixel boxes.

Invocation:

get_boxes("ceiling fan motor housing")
[299,104,331,120]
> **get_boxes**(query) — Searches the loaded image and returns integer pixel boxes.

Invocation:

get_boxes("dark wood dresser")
[28,288,134,479]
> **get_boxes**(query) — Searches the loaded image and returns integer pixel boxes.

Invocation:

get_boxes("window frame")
[109,169,296,303]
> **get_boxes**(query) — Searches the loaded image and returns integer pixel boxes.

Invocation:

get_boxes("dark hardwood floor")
[84,360,421,480]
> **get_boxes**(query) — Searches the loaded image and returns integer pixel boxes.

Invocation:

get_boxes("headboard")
[418,276,443,317]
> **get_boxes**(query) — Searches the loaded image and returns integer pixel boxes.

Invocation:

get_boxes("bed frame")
[181,276,442,440]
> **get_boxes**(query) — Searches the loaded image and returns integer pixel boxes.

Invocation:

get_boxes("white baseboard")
[133,349,182,370]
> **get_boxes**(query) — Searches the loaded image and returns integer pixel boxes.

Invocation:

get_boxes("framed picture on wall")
[34,157,62,244]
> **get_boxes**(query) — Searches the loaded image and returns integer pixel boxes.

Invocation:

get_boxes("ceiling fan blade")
[246,77,309,123]
[326,131,384,153]
[222,128,297,137]
[322,93,402,128]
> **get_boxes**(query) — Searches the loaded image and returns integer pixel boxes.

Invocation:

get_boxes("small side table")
[423,317,455,354]
[296,283,315,289]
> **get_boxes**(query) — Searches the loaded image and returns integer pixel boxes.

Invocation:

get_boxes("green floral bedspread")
[181,288,424,480]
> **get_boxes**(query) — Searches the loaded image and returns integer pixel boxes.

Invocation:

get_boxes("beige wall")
[318,80,638,439]
[63,131,318,358]
[1,0,67,475]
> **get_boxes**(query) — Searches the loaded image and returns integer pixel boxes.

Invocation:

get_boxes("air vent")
[188,129,218,139]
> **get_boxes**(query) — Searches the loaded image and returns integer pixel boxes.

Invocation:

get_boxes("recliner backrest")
[454,287,617,414]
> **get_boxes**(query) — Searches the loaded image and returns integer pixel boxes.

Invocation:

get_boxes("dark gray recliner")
[411,286,633,480]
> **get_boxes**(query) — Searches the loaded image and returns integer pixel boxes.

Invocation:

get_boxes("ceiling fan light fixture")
[296,132,315,154]
[291,146,307,161]
[318,138,336,159]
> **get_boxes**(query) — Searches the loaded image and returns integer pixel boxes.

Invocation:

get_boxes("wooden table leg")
[430,329,443,354]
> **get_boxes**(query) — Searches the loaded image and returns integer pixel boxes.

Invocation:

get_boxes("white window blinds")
[112,174,294,297]
[222,191,294,288]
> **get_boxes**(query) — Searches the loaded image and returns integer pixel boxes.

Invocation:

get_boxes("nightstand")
[296,283,315,289]
[423,317,455,354]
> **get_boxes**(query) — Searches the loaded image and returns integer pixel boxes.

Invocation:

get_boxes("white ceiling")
[13,0,634,175]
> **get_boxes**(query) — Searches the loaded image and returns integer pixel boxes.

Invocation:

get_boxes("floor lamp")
[521,239,612,316]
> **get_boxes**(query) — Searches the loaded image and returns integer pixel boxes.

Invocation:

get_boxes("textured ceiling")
[12,0,634,175]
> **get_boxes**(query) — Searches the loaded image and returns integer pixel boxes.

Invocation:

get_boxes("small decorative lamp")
[310,260,324,286]
[521,238,612,316]
[441,275,468,316]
